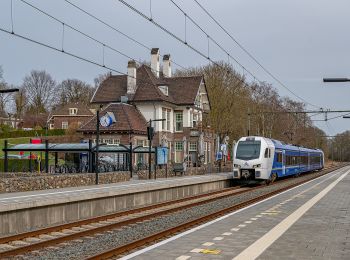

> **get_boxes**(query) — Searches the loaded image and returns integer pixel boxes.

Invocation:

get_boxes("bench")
[173,163,185,176]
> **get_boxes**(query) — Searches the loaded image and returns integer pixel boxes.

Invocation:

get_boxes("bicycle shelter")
[2,140,155,174]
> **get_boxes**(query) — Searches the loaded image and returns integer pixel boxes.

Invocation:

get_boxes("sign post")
[96,108,116,185]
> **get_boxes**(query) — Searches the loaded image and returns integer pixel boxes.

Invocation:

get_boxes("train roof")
[270,138,323,153]
[237,136,323,153]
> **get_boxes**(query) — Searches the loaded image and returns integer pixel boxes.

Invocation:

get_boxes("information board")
[156,147,168,165]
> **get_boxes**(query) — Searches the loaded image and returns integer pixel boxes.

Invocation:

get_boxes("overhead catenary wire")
[168,0,257,81]
[63,0,187,71]
[0,2,183,97]
[117,0,255,90]
[192,0,321,109]
[18,0,172,76]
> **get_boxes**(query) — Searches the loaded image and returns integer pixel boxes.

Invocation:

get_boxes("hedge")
[0,159,42,172]
[0,129,65,139]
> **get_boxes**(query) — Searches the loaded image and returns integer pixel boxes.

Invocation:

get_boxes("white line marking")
[255,215,262,218]
[233,169,349,260]
[202,242,214,246]
[119,168,345,260]
[244,221,252,224]
[213,237,224,241]
[250,218,258,221]
[176,255,191,260]
[238,224,246,227]
[222,232,232,236]
[231,228,240,231]
[190,248,203,253]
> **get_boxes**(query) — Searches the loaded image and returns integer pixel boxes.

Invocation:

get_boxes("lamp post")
[147,119,166,179]
[0,88,20,93]
[323,78,350,82]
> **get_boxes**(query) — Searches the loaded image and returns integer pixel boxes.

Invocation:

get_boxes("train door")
[282,150,286,175]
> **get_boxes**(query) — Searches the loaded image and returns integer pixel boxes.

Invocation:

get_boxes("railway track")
[0,163,345,259]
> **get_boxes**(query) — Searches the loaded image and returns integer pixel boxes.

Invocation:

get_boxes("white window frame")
[174,141,183,163]
[113,139,120,145]
[62,121,68,129]
[175,111,183,132]
[69,108,78,115]
[162,107,171,131]
[189,142,197,151]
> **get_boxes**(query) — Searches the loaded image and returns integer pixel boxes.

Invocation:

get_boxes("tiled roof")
[91,65,204,106]
[91,75,127,104]
[52,103,94,116]
[78,103,147,134]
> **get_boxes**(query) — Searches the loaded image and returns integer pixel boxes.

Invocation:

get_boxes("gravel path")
[20,167,346,260]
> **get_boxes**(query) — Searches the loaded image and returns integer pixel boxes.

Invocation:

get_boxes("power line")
[168,0,256,81]
[117,0,253,88]
[18,0,167,76]
[192,0,321,109]
[63,0,187,71]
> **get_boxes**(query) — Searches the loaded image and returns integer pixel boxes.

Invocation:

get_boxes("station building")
[79,48,216,167]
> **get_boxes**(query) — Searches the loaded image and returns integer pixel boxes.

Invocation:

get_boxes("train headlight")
[253,164,261,168]
[234,164,241,168]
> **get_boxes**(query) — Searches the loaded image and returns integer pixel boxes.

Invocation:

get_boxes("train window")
[264,148,269,158]
[268,149,271,158]
[276,152,282,163]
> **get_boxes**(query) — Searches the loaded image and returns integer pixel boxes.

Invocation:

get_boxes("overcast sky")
[1,0,350,135]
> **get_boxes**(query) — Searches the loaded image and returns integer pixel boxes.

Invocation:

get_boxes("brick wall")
[0,171,130,193]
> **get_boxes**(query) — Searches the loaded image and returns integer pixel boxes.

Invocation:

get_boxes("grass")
[0,137,31,157]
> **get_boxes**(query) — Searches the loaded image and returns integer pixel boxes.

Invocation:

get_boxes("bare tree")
[0,67,12,116]
[13,87,27,120]
[58,79,94,105]
[22,70,57,115]
[94,72,110,89]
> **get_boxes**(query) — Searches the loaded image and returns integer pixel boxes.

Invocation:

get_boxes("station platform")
[0,173,233,235]
[122,166,350,260]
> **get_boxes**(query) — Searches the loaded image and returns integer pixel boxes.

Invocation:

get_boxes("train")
[232,136,324,183]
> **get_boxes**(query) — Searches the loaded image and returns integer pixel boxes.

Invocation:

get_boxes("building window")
[104,139,113,145]
[193,113,198,127]
[175,111,183,132]
[69,108,78,115]
[189,142,197,151]
[49,123,54,130]
[207,142,211,163]
[162,108,171,131]
[158,85,168,96]
[62,121,68,129]
[113,139,120,145]
[175,141,183,163]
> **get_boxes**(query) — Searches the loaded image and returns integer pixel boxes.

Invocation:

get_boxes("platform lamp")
[0,88,20,93]
[323,78,350,82]
[147,119,166,179]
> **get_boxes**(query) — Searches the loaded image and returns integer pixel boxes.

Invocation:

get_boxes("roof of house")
[52,103,94,116]
[91,65,205,106]
[78,103,147,134]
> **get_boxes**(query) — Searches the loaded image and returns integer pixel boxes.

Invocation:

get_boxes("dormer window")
[69,108,78,115]
[158,85,168,96]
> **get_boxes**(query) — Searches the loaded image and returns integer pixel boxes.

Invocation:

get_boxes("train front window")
[236,141,261,160]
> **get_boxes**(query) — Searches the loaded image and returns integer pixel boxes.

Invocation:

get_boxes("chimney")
[151,48,160,77]
[163,54,171,77]
[127,60,137,94]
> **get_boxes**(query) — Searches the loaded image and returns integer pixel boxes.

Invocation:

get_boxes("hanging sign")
[100,112,116,127]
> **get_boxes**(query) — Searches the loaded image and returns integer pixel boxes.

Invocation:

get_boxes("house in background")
[49,103,94,130]
[80,48,215,167]
[0,110,22,129]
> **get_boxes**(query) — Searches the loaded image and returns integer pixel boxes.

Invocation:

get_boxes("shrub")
[0,129,65,139]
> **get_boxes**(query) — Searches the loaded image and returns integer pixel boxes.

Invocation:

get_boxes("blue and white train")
[233,136,324,183]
